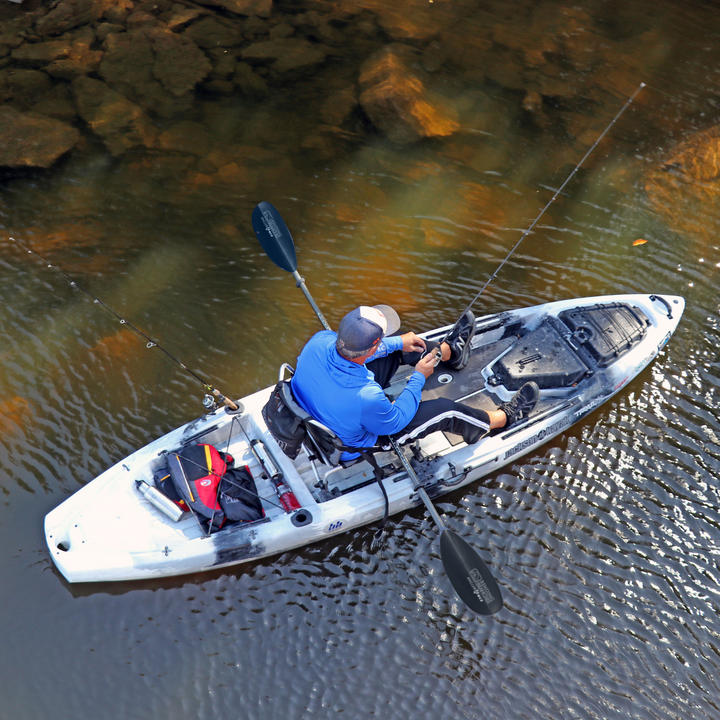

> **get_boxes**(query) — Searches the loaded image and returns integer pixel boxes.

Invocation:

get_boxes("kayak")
[44,292,684,583]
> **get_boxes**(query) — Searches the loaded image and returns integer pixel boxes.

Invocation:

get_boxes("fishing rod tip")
[640,82,646,88]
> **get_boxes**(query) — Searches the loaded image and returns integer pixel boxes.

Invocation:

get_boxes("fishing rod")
[8,236,240,412]
[433,81,647,356]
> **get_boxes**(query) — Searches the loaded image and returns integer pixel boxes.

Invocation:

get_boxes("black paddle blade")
[251,201,298,273]
[440,529,503,615]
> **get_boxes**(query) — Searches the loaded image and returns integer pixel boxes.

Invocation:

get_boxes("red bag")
[168,444,228,528]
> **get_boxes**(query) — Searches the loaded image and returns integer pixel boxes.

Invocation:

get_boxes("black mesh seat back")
[305,420,344,466]
[281,381,343,466]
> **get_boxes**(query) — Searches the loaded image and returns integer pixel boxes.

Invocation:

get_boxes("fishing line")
[436,81,647,350]
[8,236,238,410]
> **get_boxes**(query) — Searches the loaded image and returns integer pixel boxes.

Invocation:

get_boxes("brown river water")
[2,0,720,718]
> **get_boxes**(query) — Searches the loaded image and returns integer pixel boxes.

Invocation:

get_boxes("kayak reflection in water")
[291,304,540,459]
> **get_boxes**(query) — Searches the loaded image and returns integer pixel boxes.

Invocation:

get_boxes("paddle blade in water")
[440,529,503,615]
[251,201,298,273]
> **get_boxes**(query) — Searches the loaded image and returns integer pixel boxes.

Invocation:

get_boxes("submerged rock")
[0,106,79,167]
[11,40,71,65]
[36,0,112,36]
[183,17,242,49]
[358,45,459,144]
[644,125,720,244]
[151,29,212,96]
[99,24,210,116]
[319,85,357,126]
[241,38,326,73]
[0,68,53,107]
[192,0,271,18]
[31,83,77,121]
[232,61,268,97]
[71,75,158,155]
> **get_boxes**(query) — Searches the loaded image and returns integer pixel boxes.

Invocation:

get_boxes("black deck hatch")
[490,320,590,390]
[559,303,649,367]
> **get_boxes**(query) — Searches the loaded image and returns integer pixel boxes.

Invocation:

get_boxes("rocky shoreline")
[0,0,717,241]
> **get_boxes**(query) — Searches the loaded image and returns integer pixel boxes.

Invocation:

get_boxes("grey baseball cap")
[336,305,401,353]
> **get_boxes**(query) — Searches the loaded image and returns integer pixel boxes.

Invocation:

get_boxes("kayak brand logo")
[467,568,495,605]
[261,210,283,240]
[325,520,345,533]
[504,416,572,459]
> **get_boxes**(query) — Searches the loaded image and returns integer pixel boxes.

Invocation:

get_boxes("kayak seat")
[278,380,387,474]
[263,365,390,487]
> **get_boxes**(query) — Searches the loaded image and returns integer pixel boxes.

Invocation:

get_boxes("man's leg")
[393,398,494,446]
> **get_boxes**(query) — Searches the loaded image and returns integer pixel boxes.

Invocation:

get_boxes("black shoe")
[499,382,540,426]
[446,311,476,371]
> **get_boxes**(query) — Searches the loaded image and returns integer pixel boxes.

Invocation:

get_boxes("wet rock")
[31,83,77,121]
[160,4,204,31]
[241,38,326,73]
[158,120,212,155]
[358,45,459,144]
[95,22,126,42]
[183,17,242,49]
[36,0,112,37]
[232,61,268,97]
[0,68,53,107]
[99,25,209,116]
[152,28,212,96]
[11,40,71,65]
[644,125,720,243]
[71,75,158,155]
[319,85,356,126]
[45,28,103,79]
[0,106,80,167]
[193,0,271,18]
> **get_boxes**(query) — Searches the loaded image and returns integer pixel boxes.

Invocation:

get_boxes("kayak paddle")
[251,201,503,615]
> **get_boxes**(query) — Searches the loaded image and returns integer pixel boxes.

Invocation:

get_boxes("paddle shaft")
[388,437,444,528]
[292,270,331,331]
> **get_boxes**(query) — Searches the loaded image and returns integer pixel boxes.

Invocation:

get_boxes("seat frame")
[276,364,390,491]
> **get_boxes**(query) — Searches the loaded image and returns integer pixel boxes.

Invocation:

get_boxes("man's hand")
[400,332,426,354]
[414,352,436,379]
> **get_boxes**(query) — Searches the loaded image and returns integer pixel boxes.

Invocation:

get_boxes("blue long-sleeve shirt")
[291,330,426,449]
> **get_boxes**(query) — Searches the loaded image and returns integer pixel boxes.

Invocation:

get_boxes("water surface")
[2,0,720,718]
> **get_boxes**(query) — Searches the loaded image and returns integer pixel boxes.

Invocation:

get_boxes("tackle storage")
[558,303,649,367]
[489,320,590,390]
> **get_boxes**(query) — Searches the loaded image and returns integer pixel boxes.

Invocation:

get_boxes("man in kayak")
[291,305,539,455]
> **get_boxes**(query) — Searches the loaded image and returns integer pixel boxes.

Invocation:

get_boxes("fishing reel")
[421,346,444,367]
[202,394,219,411]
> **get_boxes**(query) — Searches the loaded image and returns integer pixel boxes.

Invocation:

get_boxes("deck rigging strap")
[8,236,238,410]
[437,81,647,348]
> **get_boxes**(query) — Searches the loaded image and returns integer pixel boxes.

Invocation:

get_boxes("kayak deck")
[45,293,685,583]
